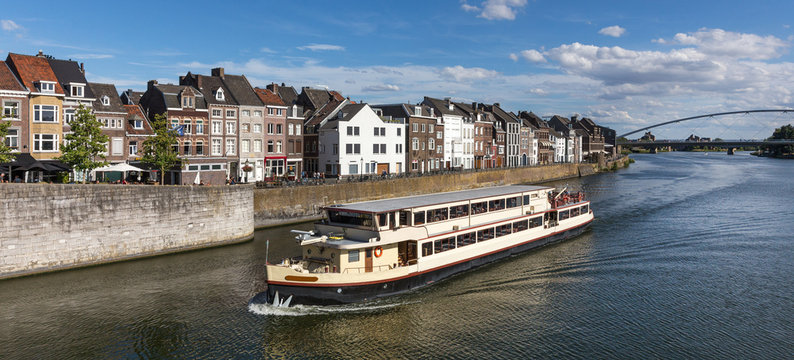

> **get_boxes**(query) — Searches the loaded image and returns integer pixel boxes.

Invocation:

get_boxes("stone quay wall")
[0,184,254,279]
[254,159,627,228]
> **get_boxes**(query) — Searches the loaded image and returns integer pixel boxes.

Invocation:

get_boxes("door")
[365,248,373,272]
[377,163,389,175]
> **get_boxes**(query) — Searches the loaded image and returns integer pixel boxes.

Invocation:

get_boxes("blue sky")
[2,0,794,138]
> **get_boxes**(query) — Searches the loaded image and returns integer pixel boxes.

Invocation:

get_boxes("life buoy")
[373,246,383,258]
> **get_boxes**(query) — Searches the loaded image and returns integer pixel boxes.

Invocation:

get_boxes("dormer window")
[215,88,225,101]
[414,106,421,116]
[101,96,110,106]
[37,81,56,93]
[70,84,84,97]
[182,96,194,108]
[133,119,144,129]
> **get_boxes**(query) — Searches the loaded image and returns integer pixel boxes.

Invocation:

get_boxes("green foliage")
[141,113,182,185]
[765,124,794,155]
[58,105,108,182]
[0,118,15,164]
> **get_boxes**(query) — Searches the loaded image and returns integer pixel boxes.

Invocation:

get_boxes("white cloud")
[509,53,519,61]
[260,47,276,54]
[528,88,548,96]
[464,0,527,21]
[598,25,626,38]
[69,54,114,59]
[440,65,500,82]
[1,20,21,31]
[519,49,546,63]
[668,28,788,60]
[362,84,401,92]
[297,43,345,51]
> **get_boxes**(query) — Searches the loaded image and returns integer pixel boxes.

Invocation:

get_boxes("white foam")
[247,300,417,316]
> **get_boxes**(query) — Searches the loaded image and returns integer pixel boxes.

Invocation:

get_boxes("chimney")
[80,62,84,73]
[147,80,158,90]
[266,82,278,93]
[571,115,578,122]
[211,67,225,78]
[493,102,500,108]
[281,83,285,86]
[36,50,45,58]
[430,108,435,118]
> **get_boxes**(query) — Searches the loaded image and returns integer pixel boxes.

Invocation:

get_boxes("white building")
[319,104,405,177]
[551,129,566,163]
[423,97,468,169]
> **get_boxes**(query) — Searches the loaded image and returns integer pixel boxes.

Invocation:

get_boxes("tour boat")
[264,184,593,306]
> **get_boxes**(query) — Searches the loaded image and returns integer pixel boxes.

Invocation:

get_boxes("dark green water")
[1,152,792,359]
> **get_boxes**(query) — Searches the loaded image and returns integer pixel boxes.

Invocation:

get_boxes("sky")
[2,0,794,138]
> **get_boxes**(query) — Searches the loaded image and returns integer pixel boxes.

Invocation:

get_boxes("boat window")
[495,224,512,237]
[559,210,570,220]
[414,211,426,225]
[399,210,410,227]
[457,232,476,246]
[449,204,469,219]
[488,198,505,211]
[513,219,528,232]
[477,227,495,242]
[570,207,580,217]
[421,242,434,257]
[348,249,360,262]
[328,210,374,228]
[529,216,543,228]
[471,201,488,215]
[434,237,456,253]
[427,207,449,223]
[523,195,530,205]
[581,204,589,213]
[377,213,388,227]
[506,197,520,208]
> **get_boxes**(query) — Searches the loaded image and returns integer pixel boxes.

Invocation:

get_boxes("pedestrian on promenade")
[13,176,22,183]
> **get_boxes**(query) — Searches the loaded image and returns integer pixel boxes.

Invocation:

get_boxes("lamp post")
[244,159,250,183]
[360,157,363,181]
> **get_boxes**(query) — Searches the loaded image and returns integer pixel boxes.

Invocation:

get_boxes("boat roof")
[326,185,552,213]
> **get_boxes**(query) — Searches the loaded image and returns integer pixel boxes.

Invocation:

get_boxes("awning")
[540,141,554,146]
[91,162,145,173]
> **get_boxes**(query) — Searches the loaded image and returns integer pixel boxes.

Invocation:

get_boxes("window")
[34,105,58,123]
[64,109,75,124]
[212,109,222,118]
[226,139,236,155]
[395,143,402,153]
[413,211,425,225]
[288,124,294,135]
[429,138,435,150]
[489,198,506,211]
[254,110,262,117]
[276,140,282,153]
[4,129,18,149]
[226,121,235,135]
[380,144,386,154]
[254,124,262,133]
[212,121,222,134]
[397,128,401,136]
[241,123,250,133]
[211,138,222,155]
[267,123,274,134]
[374,127,379,136]
[373,144,380,154]
[449,204,469,219]
[183,119,192,135]
[241,110,250,117]
[33,134,58,151]
[422,242,433,257]
[267,140,274,153]
[346,143,352,154]
[216,89,225,101]
[427,208,448,222]
[277,109,283,116]
[182,96,193,108]
[348,249,360,262]
[71,85,84,97]
[267,108,274,115]
[412,123,419,132]
[412,138,419,150]
[40,82,55,93]
[276,124,282,134]
[434,237,456,253]
[354,144,360,154]
[226,109,236,118]
[295,125,301,135]
[333,144,338,155]
[458,232,476,247]
[421,124,426,133]
[348,163,358,175]
[507,197,520,208]
[254,139,262,152]
[437,131,442,139]
[195,120,204,134]
[241,139,250,153]
[196,141,204,155]
[182,140,191,155]
[128,141,138,155]
[477,227,495,242]
[3,101,19,119]
[347,126,353,136]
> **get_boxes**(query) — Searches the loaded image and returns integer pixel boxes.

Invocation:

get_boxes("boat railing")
[342,264,394,274]
[550,192,586,209]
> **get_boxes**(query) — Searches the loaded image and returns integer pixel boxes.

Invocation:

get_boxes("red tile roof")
[253,87,285,106]
[0,61,25,91]
[6,53,64,94]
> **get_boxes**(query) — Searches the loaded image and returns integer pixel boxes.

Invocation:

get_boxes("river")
[1,151,792,359]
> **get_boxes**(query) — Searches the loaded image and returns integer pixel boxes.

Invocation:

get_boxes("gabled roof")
[276,84,299,105]
[88,83,125,113]
[300,88,332,110]
[6,53,64,94]
[519,111,549,129]
[155,83,207,110]
[254,87,285,106]
[222,75,262,106]
[488,103,519,124]
[306,97,347,126]
[182,72,236,106]
[124,104,153,136]
[320,103,368,130]
[453,101,477,117]
[121,89,144,105]
[372,103,433,119]
[47,58,94,98]
[0,61,25,91]
[422,96,466,117]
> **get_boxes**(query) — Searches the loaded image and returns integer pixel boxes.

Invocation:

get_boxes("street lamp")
[360,157,363,180]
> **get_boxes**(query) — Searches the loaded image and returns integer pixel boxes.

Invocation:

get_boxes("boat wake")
[247,293,415,316]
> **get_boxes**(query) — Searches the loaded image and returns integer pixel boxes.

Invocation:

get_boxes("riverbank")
[254,156,629,229]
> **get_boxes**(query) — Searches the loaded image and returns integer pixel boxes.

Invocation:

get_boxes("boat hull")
[265,219,592,306]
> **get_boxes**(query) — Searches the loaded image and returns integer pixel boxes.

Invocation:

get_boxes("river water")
[1,152,792,359]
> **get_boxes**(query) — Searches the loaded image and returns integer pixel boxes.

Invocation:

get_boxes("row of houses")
[0,51,615,184]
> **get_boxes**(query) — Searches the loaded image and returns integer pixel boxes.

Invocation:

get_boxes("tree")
[59,105,108,183]
[0,117,15,164]
[766,124,794,155]
[142,113,182,185]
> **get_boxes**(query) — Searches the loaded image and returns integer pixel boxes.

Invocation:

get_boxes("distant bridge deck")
[617,139,794,147]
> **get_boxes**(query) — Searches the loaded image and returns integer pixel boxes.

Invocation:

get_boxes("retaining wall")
[0,184,254,279]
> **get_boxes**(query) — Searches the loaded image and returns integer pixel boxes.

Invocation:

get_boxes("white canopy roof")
[91,163,145,173]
